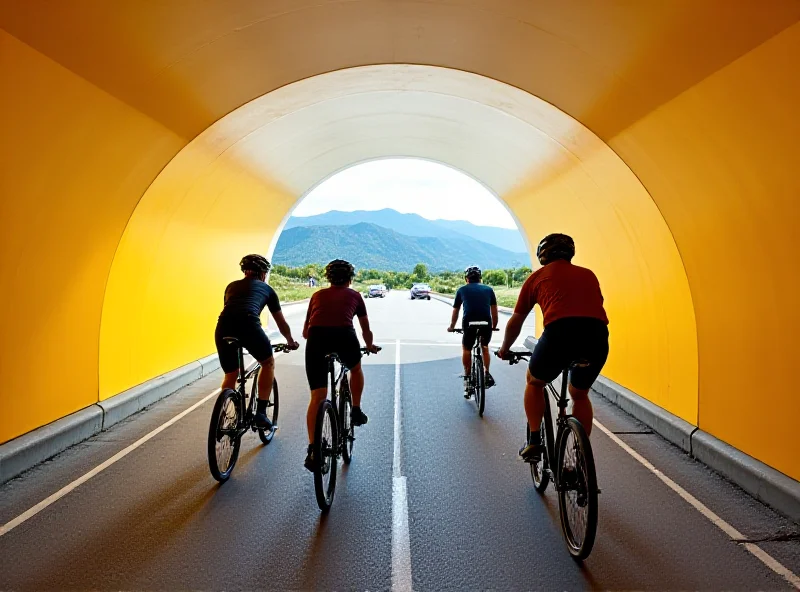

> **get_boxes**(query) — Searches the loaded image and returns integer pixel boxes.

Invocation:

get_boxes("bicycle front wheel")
[556,417,598,560]
[339,376,355,464]
[314,400,339,512]
[208,389,242,482]
[527,420,550,493]
[473,350,486,417]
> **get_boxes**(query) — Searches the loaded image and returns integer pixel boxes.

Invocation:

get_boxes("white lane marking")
[0,354,282,539]
[594,420,800,590]
[392,340,413,592]
[0,388,220,538]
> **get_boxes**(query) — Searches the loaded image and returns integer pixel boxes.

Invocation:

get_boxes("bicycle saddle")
[222,337,240,346]
[468,321,490,327]
[570,359,591,368]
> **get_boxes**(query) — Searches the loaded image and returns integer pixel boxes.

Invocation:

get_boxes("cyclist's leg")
[567,320,609,437]
[524,370,548,429]
[304,331,329,444]
[524,324,566,434]
[461,329,476,375]
[241,324,275,402]
[214,320,240,390]
[349,363,364,406]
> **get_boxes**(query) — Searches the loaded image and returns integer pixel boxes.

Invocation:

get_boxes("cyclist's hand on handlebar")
[286,339,300,350]
[366,343,380,354]
[447,325,456,333]
[496,346,510,360]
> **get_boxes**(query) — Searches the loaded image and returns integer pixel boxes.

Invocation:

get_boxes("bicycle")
[453,321,498,417]
[313,346,381,512]
[207,340,292,482]
[497,350,599,560]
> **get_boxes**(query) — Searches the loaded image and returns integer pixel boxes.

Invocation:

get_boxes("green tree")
[412,263,429,281]
[483,269,507,286]
[513,266,532,283]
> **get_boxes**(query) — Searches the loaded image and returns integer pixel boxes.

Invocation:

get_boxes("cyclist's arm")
[491,304,498,329]
[448,306,460,331]
[357,314,375,348]
[271,310,297,346]
[499,312,525,354]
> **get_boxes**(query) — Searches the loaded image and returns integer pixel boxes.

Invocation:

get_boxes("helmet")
[240,254,271,274]
[464,266,482,281]
[325,259,355,285]
[536,234,575,265]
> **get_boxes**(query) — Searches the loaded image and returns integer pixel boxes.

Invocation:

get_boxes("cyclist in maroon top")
[498,234,609,462]
[302,259,379,471]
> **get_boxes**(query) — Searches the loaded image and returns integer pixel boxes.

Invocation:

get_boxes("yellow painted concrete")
[0,2,798,480]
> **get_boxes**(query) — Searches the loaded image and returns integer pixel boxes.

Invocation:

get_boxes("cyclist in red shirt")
[498,234,609,461]
[302,259,379,471]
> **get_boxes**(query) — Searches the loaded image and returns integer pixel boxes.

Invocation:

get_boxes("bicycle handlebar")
[273,343,295,353]
[360,346,382,355]
[494,350,532,365]
[451,328,500,334]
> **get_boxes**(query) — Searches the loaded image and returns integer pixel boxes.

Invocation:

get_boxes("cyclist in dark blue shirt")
[215,254,299,430]
[448,266,499,395]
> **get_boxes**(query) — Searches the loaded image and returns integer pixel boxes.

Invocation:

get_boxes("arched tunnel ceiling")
[1,0,797,141]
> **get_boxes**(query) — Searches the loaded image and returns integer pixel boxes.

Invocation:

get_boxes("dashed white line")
[594,420,800,590]
[391,339,413,592]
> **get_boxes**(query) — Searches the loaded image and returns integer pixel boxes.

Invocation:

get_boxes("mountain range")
[283,209,528,253]
[274,217,530,272]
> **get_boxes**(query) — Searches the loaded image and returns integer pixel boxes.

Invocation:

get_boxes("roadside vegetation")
[270,263,531,307]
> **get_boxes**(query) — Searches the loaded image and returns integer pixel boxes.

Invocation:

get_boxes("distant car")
[410,283,432,300]
[368,284,387,298]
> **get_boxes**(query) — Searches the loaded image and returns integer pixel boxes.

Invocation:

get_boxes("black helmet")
[325,259,355,286]
[240,254,271,274]
[536,234,575,265]
[464,266,482,281]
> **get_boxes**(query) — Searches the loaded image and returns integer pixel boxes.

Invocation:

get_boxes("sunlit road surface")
[1,290,798,590]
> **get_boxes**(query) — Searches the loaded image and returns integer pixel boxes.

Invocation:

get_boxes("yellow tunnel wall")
[0,30,184,442]
[99,136,295,399]
[608,22,800,480]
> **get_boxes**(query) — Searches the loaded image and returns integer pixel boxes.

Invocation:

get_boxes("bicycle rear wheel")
[527,420,550,493]
[207,389,242,482]
[339,376,355,464]
[473,350,486,417]
[314,400,339,511]
[556,417,598,560]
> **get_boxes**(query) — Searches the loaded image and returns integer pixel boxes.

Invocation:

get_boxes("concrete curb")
[0,406,103,484]
[0,331,280,485]
[691,431,800,523]
[521,336,800,523]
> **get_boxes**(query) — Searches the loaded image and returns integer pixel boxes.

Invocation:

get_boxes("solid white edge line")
[0,354,282,539]
[594,419,800,590]
[391,339,413,592]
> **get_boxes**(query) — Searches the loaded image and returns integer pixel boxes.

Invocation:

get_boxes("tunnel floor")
[1,292,798,590]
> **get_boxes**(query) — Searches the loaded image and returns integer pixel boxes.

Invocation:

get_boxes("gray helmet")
[325,259,355,285]
[536,234,575,265]
[464,266,482,281]
[240,254,271,274]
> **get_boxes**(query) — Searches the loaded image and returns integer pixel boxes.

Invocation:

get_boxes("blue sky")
[292,159,518,229]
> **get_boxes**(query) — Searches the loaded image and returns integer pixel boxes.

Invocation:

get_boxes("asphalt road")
[1,290,798,591]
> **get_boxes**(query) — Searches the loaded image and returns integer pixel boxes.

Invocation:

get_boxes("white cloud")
[292,159,519,229]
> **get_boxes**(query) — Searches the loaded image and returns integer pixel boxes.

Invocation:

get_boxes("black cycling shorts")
[215,316,273,373]
[528,317,609,390]
[305,326,362,391]
[462,323,493,350]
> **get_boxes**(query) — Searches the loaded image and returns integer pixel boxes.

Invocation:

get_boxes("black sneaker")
[304,444,315,472]
[519,442,544,463]
[485,372,496,388]
[351,407,368,426]
[254,412,273,431]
